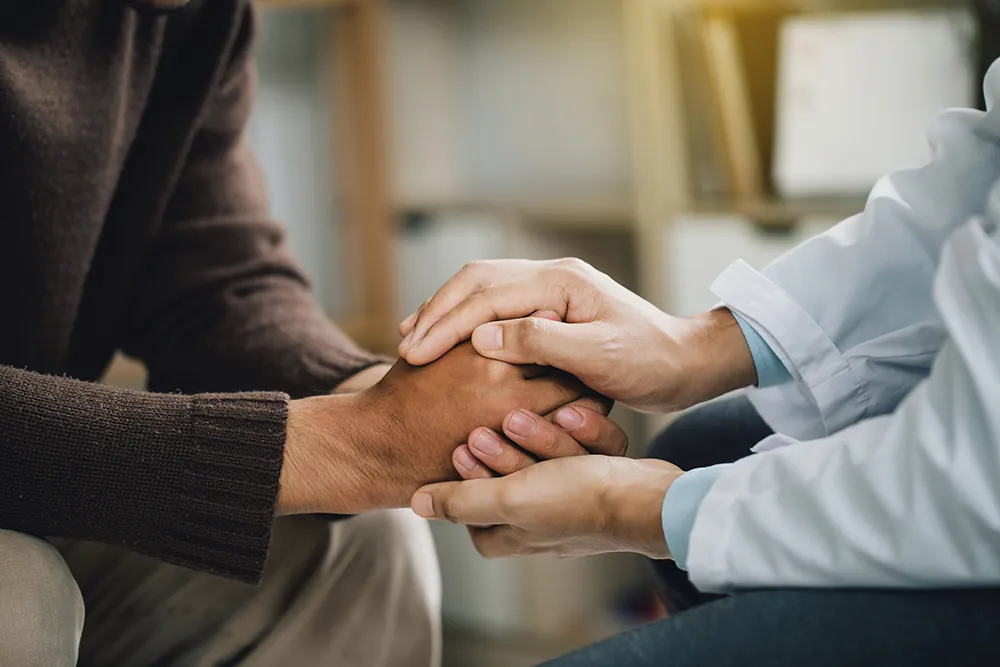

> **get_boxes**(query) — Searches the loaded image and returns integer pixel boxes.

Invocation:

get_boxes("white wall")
[250,10,344,316]
[388,0,632,202]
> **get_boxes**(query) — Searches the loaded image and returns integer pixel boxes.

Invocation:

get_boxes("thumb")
[471,318,601,371]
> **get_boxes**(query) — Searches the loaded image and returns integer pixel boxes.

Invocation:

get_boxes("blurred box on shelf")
[772,8,976,197]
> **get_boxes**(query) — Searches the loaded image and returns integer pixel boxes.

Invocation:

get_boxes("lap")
[55,511,440,667]
[545,587,1000,667]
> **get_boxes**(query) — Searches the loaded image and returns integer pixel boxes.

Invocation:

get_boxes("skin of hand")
[276,343,592,515]
[454,401,628,479]
[397,258,756,413]
[411,455,683,560]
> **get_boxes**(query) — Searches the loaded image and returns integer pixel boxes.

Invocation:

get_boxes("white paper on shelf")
[772,9,976,198]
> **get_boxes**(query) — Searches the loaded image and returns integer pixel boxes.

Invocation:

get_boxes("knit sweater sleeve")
[0,365,286,583]
[122,2,383,399]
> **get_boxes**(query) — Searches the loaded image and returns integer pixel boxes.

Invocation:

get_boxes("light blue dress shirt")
[660,311,789,570]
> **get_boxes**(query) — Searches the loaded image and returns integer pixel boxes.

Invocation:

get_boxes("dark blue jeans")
[543,397,1000,667]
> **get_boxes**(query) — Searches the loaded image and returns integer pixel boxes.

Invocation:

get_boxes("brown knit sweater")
[0,0,382,582]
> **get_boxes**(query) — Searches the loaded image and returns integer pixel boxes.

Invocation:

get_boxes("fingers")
[411,478,506,526]
[452,444,494,480]
[398,300,427,338]
[463,397,622,478]
[399,260,535,361]
[469,404,627,476]
[472,317,605,371]
[559,393,613,418]
[530,309,562,323]
[500,409,589,461]
[465,427,536,477]
[549,405,629,457]
[402,276,571,366]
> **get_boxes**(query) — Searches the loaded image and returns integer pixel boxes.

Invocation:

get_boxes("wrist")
[604,459,682,559]
[665,308,756,409]
[278,393,377,515]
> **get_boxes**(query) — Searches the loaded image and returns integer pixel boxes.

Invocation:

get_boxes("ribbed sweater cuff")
[163,393,288,583]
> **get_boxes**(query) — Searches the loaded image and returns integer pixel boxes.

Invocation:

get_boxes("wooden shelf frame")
[257,0,398,354]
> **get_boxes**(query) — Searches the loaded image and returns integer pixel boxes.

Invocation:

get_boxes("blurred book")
[673,9,728,200]
[699,12,765,203]
[772,8,976,198]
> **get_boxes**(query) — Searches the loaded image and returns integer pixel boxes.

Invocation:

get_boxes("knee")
[648,407,722,470]
[350,510,442,613]
[0,530,84,667]
[648,396,771,471]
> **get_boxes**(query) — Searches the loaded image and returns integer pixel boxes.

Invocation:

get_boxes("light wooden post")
[330,0,397,354]
[623,0,691,313]
[260,0,396,354]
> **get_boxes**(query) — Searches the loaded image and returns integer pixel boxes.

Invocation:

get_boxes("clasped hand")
[394,258,755,559]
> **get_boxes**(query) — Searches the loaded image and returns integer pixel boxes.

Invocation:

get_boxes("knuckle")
[533,427,560,457]
[513,318,546,353]
[555,257,590,272]
[439,499,462,524]
[483,357,514,383]
[461,259,494,277]
[470,282,497,302]
[504,453,532,474]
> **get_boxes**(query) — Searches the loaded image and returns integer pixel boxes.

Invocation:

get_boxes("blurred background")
[107,0,998,663]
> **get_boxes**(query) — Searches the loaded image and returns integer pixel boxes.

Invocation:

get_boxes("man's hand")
[411,456,683,560]
[397,259,756,413]
[453,400,628,479]
[277,343,590,515]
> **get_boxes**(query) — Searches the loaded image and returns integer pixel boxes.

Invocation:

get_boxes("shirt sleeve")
[713,60,1000,440]
[661,464,729,570]
[687,216,1000,591]
[731,311,791,389]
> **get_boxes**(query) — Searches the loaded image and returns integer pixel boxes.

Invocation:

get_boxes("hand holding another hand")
[277,343,597,515]
[412,455,683,560]
[452,398,627,479]
[398,258,756,413]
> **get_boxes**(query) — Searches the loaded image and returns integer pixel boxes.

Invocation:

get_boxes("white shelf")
[398,196,636,232]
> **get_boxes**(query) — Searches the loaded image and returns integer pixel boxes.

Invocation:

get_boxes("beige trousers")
[0,512,441,667]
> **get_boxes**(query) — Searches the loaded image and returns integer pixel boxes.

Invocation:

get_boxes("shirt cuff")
[732,311,792,389]
[661,464,730,570]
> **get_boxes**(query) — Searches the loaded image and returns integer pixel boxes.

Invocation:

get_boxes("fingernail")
[473,324,503,351]
[412,493,434,518]
[455,448,479,471]
[472,430,502,456]
[506,410,537,437]
[555,407,584,431]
